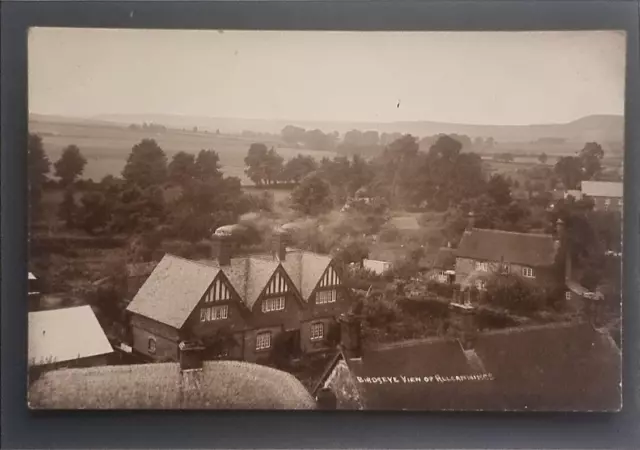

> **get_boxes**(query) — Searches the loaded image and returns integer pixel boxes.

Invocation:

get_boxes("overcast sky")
[29,28,625,125]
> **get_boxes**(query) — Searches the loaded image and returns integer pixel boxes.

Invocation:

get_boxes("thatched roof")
[29,360,317,410]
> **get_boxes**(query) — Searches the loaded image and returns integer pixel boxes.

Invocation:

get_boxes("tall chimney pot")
[212,234,232,266]
[273,227,291,261]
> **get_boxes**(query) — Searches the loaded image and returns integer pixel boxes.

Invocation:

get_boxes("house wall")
[242,325,284,363]
[130,313,181,361]
[251,291,305,331]
[455,257,555,287]
[589,196,623,213]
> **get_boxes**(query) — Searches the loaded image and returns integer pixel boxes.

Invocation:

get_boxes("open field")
[30,118,339,184]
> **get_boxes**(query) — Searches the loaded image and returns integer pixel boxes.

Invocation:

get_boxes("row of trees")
[29,135,252,244]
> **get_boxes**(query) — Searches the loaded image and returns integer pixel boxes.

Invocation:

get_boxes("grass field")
[30,119,339,184]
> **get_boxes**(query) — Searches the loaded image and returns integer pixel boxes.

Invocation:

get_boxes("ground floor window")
[565,291,572,300]
[148,337,157,354]
[256,331,272,350]
[310,322,324,340]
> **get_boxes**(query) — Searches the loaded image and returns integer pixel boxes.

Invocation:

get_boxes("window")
[475,280,486,291]
[148,337,157,354]
[310,322,324,341]
[500,264,510,274]
[522,267,535,278]
[256,332,271,350]
[618,199,623,207]
[262,296,286,312]
[604,198,611,206]
[200,305,228,322]
[475,261,488,272]
[316,289,337,304]
[565,291,572,301]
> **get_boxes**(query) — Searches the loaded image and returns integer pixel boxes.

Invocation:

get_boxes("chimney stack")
[179,341,205,371]
[556,219,572,281]
[466,212,476,230]
[272,227,291,262]
[338,313,362,359]
[213,225,236,266]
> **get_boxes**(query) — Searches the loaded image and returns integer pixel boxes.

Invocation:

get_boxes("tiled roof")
[29,360,317,410]
[29,305,113,366]
[126,254,217,329]
[457,228,558,267]
[421,247,457,270]
[282,250,333,300]
[331,322,620,411]
[581,181,623,198]
[133,248,336,328]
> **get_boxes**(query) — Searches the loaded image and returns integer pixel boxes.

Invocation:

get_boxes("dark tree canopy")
[290,173,333,215]
[122,139,168,188]
[168,152,196,185]
[54,145,87,187]
[487,174,512,206]
[538,152,548,164]
[28,134,51,222]
[195,149,223,180]
[244,143,283,185]
[554,156,583,190]
[280,154,318,184]
[579,142,605,180]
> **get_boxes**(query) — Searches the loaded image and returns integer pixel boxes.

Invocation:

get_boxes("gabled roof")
[29,305,113,366]
[29,360,316,410]
[131,248,337,327]
[581,181,623,198]
[323,322,620,411]
[421,247,456,270]
[281,249,333,300]
[457,228,558,267]
[127,254,217,329]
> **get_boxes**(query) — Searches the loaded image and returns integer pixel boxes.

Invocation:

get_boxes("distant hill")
[32,112,624,145]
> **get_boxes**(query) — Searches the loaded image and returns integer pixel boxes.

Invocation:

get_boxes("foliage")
[244,143,284,185]
[554,156,583,189]
[538,152,548,164]
[77,192,111,234]
[57,187,78,227]
[168,151,196,185]
[198,328,238,360]
[28,134,51,222]
[122,139,168,187]
[290,173,333,215]
[483,273,546,315]
[579,142,605,180]
[280,154,318,183]
[54,145,87,187]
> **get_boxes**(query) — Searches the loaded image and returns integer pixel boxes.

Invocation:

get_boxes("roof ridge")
[163,253,218,269]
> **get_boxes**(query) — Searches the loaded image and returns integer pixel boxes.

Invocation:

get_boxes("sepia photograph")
[26,28,624,411]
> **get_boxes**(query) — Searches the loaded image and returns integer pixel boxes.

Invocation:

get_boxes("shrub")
[483,273,546,315]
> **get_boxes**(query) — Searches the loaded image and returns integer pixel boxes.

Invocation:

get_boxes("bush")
[483,273,545,315]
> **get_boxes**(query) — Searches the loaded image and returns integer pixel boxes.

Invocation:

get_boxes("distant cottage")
[126,225,352,363]
[454,220,563,291]
[580,181,623,212]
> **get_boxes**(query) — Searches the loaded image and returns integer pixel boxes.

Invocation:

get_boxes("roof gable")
[457,228,558,267]
[29,305,113,366]
[281,250,333,301]
[126,254,218,329]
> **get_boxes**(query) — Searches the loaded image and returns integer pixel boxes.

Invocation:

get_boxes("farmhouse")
[315,318,621,411]
[126,225,352,363]
[580,181,623,212]
[454,223,562,291]
[422,246,456,284]
[29,305,114,370]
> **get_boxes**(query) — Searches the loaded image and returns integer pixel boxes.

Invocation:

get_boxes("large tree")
[167,151,196,185]
[54,144,87,187]
[579,142,605,180]
[280,154,318,184]
[291,172,333,215]
[195,149,223,181]
[28,134,51,222]
[554,156,583,189]
[122,139,168,187]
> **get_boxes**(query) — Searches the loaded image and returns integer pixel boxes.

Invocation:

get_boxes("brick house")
[580,181,623,212]
[126,226,352,363]
[454,227,561,292]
